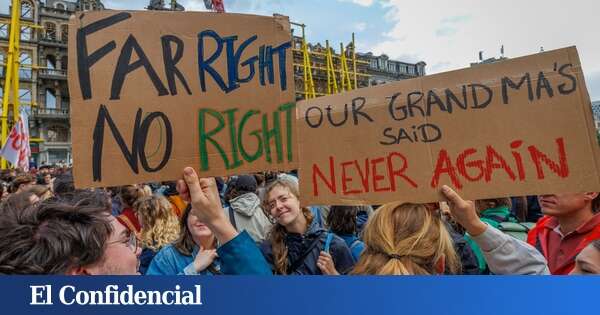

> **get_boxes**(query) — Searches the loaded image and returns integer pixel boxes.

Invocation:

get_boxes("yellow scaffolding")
[0,0,41,169]
[325,40,338,94]
[339,42,352,92]
[291,21,369,98]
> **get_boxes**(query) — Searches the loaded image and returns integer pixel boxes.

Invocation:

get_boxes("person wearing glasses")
[0,190,141,275]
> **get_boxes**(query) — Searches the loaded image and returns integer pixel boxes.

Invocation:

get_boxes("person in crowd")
[441,186,550,275]
[116,185,146,236]
[146,204,220,275]
[0,190,39,214]
[0,181,9,201]
[351,201,461,275]
[27,185,53,201]
[327,206,365,262]
[355,205,374,235]
[464,198,517,274]
[224,175,272,243]
[159,181,187,218]
[570,239,600,275]
[37,171,52,186]
[10,174,35,193]
[134,195,181,274]
[527,192,600,274]
[259,177,354,275]
[53,172,77,197]
[430,202,480,275]
[176,167,271,275]
[254,173,267,201]
[0,190,141,275]
[106,186,123,216]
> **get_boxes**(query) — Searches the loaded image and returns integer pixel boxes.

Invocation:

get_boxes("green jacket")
[464,206,517,274]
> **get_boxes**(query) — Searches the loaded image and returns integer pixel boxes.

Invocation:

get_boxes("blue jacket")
[147,231,271,275]
[139,248,158,275]
[260,220,355,275]
[146,245,220,275]
[337,234,365,262]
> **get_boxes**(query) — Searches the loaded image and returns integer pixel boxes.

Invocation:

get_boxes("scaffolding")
[0,0,41,169]
[291,21,370,99]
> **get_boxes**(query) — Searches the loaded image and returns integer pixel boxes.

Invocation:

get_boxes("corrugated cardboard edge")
[569,46,600,189]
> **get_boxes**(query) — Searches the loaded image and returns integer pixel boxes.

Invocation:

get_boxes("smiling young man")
[527,193,600,275]
[0,190,141,275]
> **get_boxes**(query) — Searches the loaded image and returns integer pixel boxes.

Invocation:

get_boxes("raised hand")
[440,185,487,236]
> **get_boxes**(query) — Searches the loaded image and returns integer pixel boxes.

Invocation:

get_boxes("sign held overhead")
[297,47,600,205]
[68,10,296,188]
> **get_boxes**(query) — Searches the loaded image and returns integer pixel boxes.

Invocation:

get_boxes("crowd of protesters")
[0,165,598,275]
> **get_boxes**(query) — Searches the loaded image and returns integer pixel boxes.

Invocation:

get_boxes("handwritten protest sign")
[68,11,295,188]
[298,47,600,205]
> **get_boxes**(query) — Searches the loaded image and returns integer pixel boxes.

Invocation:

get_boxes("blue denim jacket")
[147,231,271,275]
[146,244,220,275]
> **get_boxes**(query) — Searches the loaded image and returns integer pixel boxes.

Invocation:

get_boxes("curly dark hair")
[0,190,113,274]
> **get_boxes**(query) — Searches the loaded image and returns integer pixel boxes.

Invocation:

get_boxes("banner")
[297,47,600,205]
[0,110,31,170]
[68,11,295,188]
[1,277,599,315]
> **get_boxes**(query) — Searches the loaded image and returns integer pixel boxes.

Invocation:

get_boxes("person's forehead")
[109,217,127,240]
[268,186,290,198]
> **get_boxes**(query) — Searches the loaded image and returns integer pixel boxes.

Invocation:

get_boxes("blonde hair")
[263,178,313,275]
[352,202,460,275]
[134,195,180,252]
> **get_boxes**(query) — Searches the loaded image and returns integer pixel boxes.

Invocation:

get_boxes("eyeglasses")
[108,230,139,252]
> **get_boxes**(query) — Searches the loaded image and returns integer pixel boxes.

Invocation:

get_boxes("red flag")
[212,0,225,13]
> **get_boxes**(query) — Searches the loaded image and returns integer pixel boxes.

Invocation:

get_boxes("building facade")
[292,35,426,100]
[592,100,600,130]
[359,52,426,86]
[2,3,425,166]
[0,0,103,166]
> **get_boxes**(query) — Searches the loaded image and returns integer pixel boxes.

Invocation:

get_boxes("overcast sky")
[2,0,599,100]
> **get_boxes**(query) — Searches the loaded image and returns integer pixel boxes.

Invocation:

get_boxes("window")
[0,24,8,39]
[388,62,395,73]
[48,149,68,162]
[56,3,65,10]
[61,56,68,71]
[60,25,68,42]
[45,22,57,40]
[47,126,69,143]
[46,55,56,69]
[21,1,34,19]
[45,88,56,109]
[19,88,31,104]
[19,52,32,79]
[20,26,32,41]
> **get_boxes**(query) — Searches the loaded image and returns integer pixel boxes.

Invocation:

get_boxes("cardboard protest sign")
[298,47,600,205]
[68,11,295,188]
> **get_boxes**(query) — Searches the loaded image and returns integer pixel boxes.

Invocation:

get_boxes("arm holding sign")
[441,185,550,275]
[177,167,271,275]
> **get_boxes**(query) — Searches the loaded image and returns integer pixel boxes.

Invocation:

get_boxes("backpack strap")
[288,232,327,273]
[349,238,361,250]
[324,232,334,253]
[228,207,237,230]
